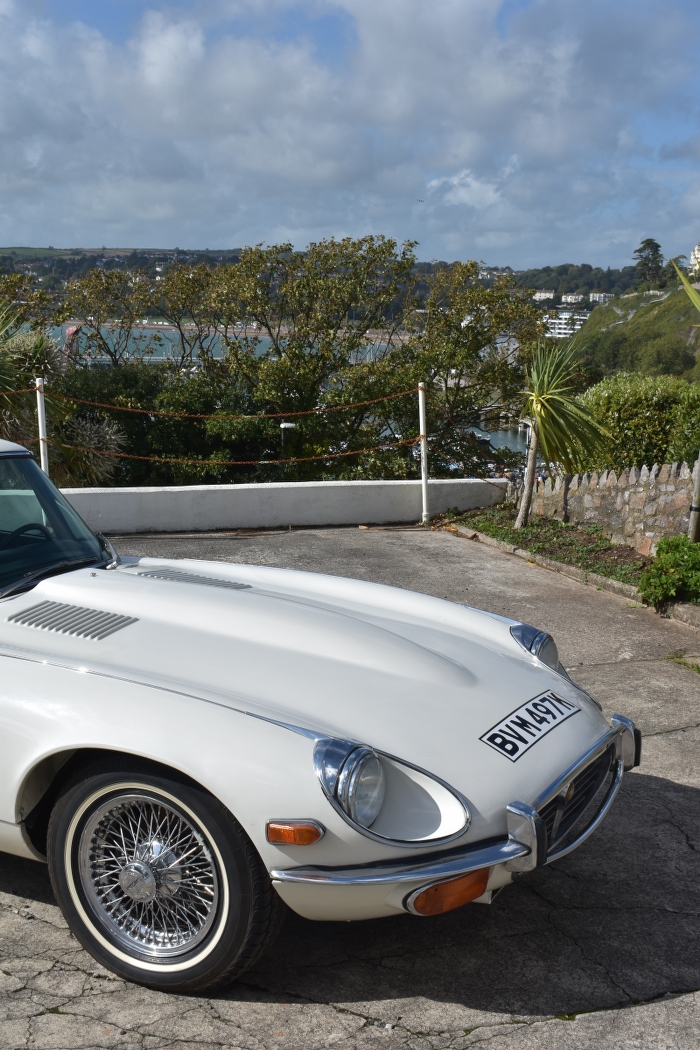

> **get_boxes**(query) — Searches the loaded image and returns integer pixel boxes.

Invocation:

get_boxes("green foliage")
[0,310,124,485]
[637,536,700,607]
[50,243,542,486]
[0,237,550,486]
[674,259,700,312]
[452,505,649,586]
[57,268,157,366]
[579,374,700,470]
[514,341,609,528]
[578,289,699,379]
[520,342,610,475]
[514,262,638,297]
[633,238,664,287]
[152,264,222,366]
[398,262,542,478]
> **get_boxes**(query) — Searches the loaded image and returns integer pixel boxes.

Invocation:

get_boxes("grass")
[442,504,651,586]
[580,287,700,377]
[583,288,697,345]
[664,649,700,675]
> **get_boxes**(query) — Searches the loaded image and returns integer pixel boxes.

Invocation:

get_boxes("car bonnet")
[0,556,609,810]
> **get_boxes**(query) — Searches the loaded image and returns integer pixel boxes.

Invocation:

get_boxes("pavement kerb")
[445,523,700,632]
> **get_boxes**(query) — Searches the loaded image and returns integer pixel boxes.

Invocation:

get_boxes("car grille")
[539,744,615,850]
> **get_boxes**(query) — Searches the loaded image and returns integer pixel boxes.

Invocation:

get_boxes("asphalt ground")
[2,525,700,1049]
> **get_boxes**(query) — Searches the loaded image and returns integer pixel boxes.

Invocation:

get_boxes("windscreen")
[0,455,104,592]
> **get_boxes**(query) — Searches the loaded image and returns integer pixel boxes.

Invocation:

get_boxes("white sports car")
[0,438,640,993]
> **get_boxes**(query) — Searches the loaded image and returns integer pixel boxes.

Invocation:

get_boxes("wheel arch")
[19,747,217,858]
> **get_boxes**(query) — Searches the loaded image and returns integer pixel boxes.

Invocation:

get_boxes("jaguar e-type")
[0,439,640,992]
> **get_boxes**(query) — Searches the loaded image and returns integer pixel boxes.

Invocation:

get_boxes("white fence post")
[690,456,700,542]
[418,382,429,523]
[35,377,49,476]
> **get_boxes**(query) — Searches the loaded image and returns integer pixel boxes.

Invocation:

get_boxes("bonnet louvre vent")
[137,569,250,591]
[7,600,138,640]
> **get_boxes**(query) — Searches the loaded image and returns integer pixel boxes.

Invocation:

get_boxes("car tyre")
[47,760,283,993]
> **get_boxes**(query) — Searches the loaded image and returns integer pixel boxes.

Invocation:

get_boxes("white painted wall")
[61,478,507,534]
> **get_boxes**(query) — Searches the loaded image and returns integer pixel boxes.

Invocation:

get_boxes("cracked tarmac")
[2,525,700,1049]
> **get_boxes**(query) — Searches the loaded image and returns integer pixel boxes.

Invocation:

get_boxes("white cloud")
[428,170,502,209]
[0,0,697,265]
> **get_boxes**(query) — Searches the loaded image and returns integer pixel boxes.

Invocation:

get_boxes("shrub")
[637,536,700,607]
[578,374,700,470]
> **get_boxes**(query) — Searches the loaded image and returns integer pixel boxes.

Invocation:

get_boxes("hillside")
[578,288,700,379]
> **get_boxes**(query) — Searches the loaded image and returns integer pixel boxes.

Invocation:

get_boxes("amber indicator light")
[266,820,324,845]
[411,867,490,916]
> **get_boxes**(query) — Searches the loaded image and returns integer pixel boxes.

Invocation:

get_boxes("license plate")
[480,691,581,762]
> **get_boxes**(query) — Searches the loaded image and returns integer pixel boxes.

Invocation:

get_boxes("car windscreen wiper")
[0,558,106,600]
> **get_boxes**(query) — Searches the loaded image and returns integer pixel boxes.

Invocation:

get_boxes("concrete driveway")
[2,526,700,1049]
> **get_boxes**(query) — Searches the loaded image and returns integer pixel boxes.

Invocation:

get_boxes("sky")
[1,0,699,267]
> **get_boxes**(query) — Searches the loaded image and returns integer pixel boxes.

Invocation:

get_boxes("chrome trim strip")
[530,725,623,813]
[0,646,318,738]
[277,722,634,888]
[269,837,527,885]
[545,757,624,864]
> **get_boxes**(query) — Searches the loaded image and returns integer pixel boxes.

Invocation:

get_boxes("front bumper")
[270,715,640,920]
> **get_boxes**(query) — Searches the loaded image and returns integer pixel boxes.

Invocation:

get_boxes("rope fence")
[15,379,513,520]
[47,386,420,420]
[39,435,422,467]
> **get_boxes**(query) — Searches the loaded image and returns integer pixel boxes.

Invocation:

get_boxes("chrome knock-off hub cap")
[118,861,156,902]
[78,793,220,957]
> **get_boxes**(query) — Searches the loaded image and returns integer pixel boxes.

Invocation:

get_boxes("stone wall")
[514,460,699,555]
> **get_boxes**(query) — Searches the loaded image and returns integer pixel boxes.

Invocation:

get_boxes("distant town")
[2,239,697,343]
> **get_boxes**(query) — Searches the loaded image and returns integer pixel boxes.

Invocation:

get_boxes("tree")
[390,262,543,477]
[57,269,156,366]
[514,342,609,529]
[633,239,664,288]
[661,254,687,286]
[0,303,124,484]
[150,263,221,368]
[211,237,418,480]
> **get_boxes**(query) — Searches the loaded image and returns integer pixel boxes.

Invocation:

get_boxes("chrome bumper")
[270,715,640,888]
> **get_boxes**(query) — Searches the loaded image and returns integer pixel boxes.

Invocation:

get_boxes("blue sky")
[3,0,700,267]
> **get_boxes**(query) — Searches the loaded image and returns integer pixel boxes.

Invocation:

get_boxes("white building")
[689,243,700,277]
[589,292,615,304]
[561,293,584,304]
[533,289,555,301]
[544,310,589,339]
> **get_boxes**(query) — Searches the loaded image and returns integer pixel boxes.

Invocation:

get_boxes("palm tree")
[514,342,609,529]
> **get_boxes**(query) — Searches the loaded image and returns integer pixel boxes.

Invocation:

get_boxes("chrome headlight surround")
[510,623,563,674]
[313,736,471,848]
[510,622,602,709]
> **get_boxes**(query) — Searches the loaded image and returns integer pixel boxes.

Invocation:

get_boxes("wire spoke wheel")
[78,792,220,957]
[49,767,283,991]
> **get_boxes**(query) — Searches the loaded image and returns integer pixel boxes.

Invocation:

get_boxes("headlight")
[510,623,561,672]
[336,747,385,828]
[313,736,470,845]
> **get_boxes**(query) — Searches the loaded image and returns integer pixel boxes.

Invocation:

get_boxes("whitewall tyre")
[47,763,283,993]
